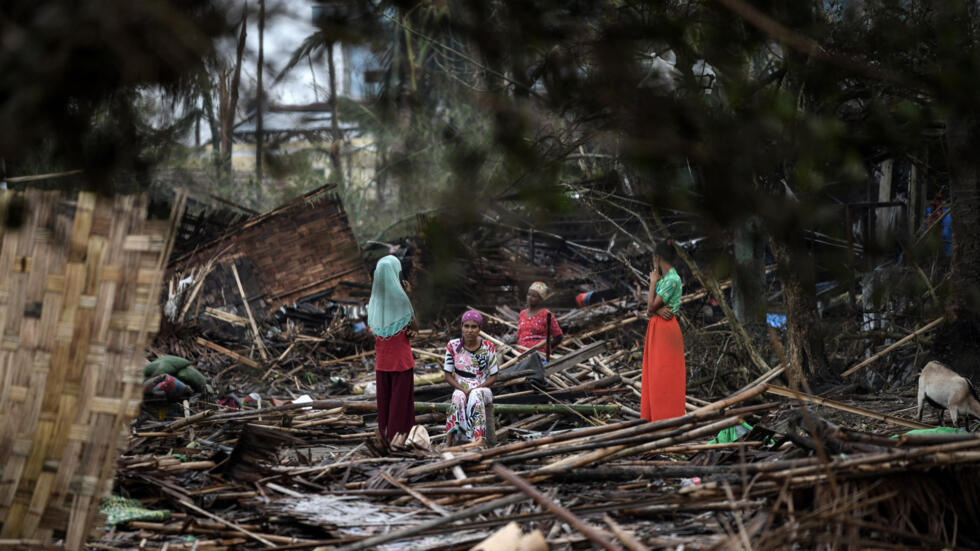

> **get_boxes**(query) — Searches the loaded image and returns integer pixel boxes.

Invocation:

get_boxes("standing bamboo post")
[231,262,269,361]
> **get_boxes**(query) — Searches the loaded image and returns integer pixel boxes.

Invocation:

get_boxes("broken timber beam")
[197,337,261,369]
[543,340,607,376]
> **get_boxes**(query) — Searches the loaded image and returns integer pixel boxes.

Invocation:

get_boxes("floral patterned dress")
[444,338,499,441]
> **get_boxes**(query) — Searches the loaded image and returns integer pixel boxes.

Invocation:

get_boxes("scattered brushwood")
[91,208,980,549]
[93,358,980,551]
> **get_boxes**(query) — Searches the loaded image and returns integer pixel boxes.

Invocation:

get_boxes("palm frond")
[276,30,329,83]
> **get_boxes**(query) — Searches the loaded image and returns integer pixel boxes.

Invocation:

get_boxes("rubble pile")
[84,195,980,550]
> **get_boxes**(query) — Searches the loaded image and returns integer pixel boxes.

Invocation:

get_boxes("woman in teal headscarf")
[368,255,417,447]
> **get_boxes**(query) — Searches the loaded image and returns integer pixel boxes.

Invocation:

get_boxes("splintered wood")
[0,191,172,549]
[64,203,980,550]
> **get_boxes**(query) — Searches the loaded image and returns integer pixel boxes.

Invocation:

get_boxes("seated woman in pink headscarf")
[444,310,499,445]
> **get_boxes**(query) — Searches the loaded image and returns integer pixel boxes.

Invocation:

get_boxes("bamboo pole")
[841,317,943,376]
[466,305,518,329]
[398,420,645,480]
[492,464,622,551]
[179,499,275,547]
[197,337,262,369]
[380,472,451,517]
[231,262,269,361]
[764,384,931,429]
[602,514,649,551]
[496,403,775,466]
[536,416,743,473]
[336,493,528,551]
[4,169,83,183]
[414,402,620,416]
[319,349,375,367]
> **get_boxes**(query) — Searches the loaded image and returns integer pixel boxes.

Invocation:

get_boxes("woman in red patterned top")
[516,281,563,356]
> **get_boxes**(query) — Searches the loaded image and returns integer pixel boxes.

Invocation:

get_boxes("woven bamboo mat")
[0,190,179,549]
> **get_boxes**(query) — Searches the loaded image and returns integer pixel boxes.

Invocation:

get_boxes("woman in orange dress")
[641,241,686,421]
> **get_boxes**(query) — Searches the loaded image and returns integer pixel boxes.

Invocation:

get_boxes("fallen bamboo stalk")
[380,472,451,516]
[179,499,276,547]
[4,168,83,183]
[403,385,770,482]
[693,382,768,413]
[126,522,310,545]
[577,317,639,341]
[841,316,943,376]
[261,342,298,380]
[318,349,375,367]
[498,340,547,371]
[396,419,645,480]
[413,402,621,416]
[493,464,622,551]
[497,404,776,466]
[160,460,217,472]
[540,415,744,472]
[336,493,528,551]
[412,347,444,360]
[764,384,931,429]
[736,364,785,395]
[603,514,649,551]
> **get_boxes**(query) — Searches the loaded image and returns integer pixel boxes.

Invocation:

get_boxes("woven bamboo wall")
[0,191,168,548]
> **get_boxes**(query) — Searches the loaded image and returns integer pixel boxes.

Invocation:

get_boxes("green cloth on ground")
[709,422,754,444]
[101,496,170,526]
[144,355,192,378]
[367,255,414,337]
[709,422,776,446]
[892,426,967,437]
[176,366,207,392]
[143,356,207,393]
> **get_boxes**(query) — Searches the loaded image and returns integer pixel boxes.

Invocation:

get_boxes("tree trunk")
[934,111,980,381]
[326,42,345,187]
[223,5,248,174]
[945,113,980,319]
[255,0,265,181]
[732,217,766,326]
[771,238,828,382]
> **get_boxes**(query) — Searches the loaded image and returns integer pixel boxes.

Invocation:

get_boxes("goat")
[916,361,980,430]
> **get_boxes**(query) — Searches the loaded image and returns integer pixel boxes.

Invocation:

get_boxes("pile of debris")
[90,284,980,550]
[82,192,980,550]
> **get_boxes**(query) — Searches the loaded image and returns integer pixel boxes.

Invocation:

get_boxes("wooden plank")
[204,307,248,326]
[544,341,607,377]
[196,337,262,369]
